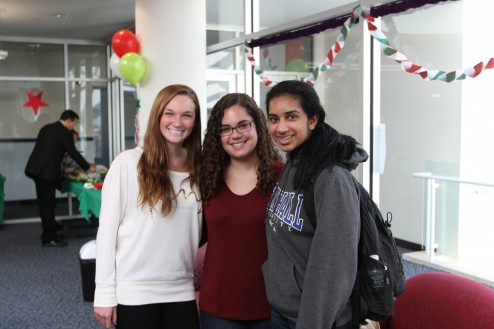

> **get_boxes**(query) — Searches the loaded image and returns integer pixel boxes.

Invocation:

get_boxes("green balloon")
[285,58,307,72]
[119,52,146,85]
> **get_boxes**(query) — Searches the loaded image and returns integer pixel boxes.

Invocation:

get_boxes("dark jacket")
[25,121,91,182]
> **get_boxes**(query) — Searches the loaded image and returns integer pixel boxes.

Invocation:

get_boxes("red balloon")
[285,40,305,64]
[112,30,140,57]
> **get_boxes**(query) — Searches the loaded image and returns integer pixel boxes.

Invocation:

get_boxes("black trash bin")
[79,240,96,302]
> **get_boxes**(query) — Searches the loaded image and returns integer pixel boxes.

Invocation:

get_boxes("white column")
[135,0,206,145]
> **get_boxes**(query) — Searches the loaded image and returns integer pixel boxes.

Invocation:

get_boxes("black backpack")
[350,176,406,328]
[305,172,406,328]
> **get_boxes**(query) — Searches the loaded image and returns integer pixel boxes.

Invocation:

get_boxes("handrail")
[413,172,494,262]
[413,172,494,188]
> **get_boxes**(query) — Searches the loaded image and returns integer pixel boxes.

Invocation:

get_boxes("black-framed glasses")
[219,121,254,136]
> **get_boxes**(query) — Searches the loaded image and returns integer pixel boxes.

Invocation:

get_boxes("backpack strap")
[351,269,362,329]
[307,167,364,328]
[351,178,364,329]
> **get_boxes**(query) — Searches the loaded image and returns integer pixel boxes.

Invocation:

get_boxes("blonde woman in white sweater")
[94,84,202,329]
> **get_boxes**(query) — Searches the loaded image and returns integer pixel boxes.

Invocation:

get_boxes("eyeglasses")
[219,121,254,136]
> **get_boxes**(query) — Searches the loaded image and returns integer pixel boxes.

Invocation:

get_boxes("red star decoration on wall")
[23,91,48,116]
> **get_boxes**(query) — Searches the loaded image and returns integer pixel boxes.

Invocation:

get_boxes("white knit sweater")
[94,147,202,307]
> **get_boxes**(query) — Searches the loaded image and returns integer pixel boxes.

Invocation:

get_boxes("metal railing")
[412,172,494,261]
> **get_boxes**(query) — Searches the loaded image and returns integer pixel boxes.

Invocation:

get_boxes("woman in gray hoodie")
[263,80,368,329]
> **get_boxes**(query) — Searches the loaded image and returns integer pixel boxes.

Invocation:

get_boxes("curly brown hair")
[200,93,282,203]
[138,84,202,215]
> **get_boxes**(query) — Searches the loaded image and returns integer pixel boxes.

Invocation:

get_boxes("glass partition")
[259,0,355,29]
[123,88,139,151]
[378,3,463,249]
[68,81,109,167]
[410,175,494,283]
[0,42,64,77]
[0,80,66,201]
[0,42,108,205]
[257,24,363,179]
[378,0,494,268]
[207,46,246,117]
[206,0,244,45]
[0,81,66,138]
[68,45,107,79]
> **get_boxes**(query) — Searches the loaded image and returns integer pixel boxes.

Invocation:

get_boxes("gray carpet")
[0,221,100,329]
[0,221,440,329]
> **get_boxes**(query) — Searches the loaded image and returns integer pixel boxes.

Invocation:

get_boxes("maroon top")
[199,162,283,320]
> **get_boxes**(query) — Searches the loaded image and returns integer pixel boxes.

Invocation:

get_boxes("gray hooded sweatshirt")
[263,147,368,329]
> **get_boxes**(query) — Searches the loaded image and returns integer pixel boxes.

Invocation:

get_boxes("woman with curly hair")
[94,84,202,329]
[199,93,283,329]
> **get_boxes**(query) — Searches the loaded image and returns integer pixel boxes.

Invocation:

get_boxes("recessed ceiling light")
[52,13,69,18]
[0,50,8,60]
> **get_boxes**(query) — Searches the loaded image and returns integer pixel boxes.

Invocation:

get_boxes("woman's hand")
[94,306,117,328]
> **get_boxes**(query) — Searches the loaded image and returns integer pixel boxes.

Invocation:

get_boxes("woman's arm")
[94,154,128,307]
[94,306,117,328]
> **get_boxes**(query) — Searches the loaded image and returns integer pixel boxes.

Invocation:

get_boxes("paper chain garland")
[244,41,275,86]
[244,6,359,87]
[303,6,359,85]
[245,3,494,86]
[362,6,494,82]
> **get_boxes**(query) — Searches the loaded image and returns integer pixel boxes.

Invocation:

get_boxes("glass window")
[378,0,494,277]
[68,45,107,79]
[379,3,463,248]
[207,30,239,47]
[259,0,354,29]
[207,47,244,70]
[0,81,65,201]
[256,24,363,182]
[124,89,139,151]
[68,81,106,166]
[207,47,246,116]
[258,24,362,143]
[0,81,66,138]
[206,0,244,45]
[259,37,314,76]
[0,42,64,77]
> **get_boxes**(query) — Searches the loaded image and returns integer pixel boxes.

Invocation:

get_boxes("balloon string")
[133,91,140,145]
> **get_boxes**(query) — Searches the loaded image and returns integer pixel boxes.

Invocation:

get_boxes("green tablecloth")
[60,180,101,222]
[0,173,5,224]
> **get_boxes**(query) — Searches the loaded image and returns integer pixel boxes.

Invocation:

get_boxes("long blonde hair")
[137,84,201,215]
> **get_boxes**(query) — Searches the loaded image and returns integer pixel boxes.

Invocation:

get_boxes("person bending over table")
[25,110,96,248]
